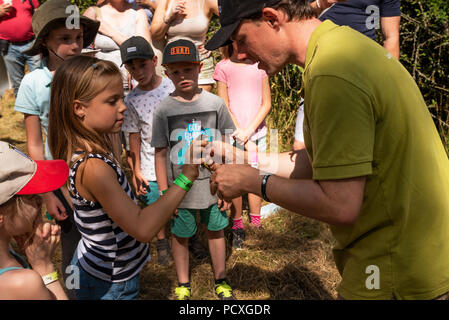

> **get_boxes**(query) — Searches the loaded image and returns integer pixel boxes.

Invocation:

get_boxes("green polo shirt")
[302,20,449,299]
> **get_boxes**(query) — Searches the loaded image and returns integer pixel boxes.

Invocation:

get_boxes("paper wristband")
[42,271,59,285]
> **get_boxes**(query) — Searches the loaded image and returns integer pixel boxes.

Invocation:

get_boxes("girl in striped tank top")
[48,56,201,300]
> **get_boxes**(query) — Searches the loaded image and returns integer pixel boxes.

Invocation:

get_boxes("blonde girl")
[48,55,200,300]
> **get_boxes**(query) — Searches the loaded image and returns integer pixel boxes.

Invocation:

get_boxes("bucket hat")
[25,0,100,56]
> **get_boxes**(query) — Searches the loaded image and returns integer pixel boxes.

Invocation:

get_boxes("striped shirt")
[69,152,150,282]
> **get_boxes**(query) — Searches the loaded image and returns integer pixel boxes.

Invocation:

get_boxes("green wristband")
[174,173,193,192]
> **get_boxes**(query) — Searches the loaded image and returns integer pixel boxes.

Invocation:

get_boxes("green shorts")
[170,204,228,238]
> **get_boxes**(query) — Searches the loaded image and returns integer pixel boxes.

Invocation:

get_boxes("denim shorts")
[138,181,160,206]
[70,253,140,300]
[170,204,229,238]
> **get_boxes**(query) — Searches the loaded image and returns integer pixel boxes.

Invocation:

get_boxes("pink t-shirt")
[213,59,268,140]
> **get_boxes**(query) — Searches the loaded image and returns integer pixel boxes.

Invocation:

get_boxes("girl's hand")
[134,171,150,196]
[23,223,61,271]
[181,137,209,181]
[232,128,251,145]
[43,192,68,221]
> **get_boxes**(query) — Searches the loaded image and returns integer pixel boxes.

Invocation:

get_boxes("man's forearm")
[242,168,362,226]
[256,148,313,179]
[383,38,400,59]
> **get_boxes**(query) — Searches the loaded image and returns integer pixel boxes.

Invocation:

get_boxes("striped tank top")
[69,152,150,282]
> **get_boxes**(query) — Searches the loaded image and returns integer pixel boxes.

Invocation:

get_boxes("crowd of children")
[0,0,271,301]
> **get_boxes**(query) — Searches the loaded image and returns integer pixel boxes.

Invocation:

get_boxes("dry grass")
[1,89,341,300]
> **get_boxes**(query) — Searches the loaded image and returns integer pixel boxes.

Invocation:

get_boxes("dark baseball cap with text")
[120,36,155,65]
[205,0,282,51]
[162,39,200,65]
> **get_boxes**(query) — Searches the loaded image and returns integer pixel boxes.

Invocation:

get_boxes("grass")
[1,88,341,300]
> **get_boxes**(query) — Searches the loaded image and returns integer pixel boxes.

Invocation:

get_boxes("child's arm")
[233,76,272,144]
[79,157,197,243]
[129,132,149,196]
[24,115,68,221]
[216,80,240,130]
[155,147,169,193]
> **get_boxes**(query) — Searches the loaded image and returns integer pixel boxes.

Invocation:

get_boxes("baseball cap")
[162,39,200,65]
[120,36,155,65]
[0,142,69,205]
[205,0,282,51]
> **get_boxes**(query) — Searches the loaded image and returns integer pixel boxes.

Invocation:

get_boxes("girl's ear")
[153,56,158,65]
[73,100,86,120]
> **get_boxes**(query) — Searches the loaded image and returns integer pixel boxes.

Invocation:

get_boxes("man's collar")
[304,20,339,71]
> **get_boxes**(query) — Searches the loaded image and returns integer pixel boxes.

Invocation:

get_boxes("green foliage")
[70,0,97,12]
[400,0,449,152]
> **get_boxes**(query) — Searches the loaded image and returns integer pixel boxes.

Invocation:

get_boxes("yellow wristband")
[42,271,58,285]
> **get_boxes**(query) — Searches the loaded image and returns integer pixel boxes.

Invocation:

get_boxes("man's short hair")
[248,0,317,22]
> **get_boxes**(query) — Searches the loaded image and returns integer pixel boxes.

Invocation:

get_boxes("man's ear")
[261,7,282,28]
[153,55,158,65]
[198,62,203,73]
[73,100,86,120]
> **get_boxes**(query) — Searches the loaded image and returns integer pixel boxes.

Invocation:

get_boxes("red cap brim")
[16,160,69,195]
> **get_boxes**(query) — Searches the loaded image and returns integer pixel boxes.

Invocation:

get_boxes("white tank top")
[166,0,209,47]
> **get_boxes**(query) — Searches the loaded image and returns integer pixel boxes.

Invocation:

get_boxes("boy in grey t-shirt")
[151,40,236,300]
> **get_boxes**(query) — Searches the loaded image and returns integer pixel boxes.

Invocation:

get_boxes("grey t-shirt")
[151,90,236,209]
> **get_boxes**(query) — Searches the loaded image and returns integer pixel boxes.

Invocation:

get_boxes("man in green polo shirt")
[204,0,449,299]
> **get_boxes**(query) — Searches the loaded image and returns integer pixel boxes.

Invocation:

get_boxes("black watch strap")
[261,174,272,202]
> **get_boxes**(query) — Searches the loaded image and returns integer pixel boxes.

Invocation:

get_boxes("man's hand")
[202,140,246,166]
[210,164,255,202]
[43,192,68,221]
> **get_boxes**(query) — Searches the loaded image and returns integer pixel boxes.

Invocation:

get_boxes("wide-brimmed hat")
[0,142,69,206]
[25,0,100,56]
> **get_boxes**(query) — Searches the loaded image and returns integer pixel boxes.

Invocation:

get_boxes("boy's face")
[164,62,202,94]
[125,57,157,87]
[44,25,84,61]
